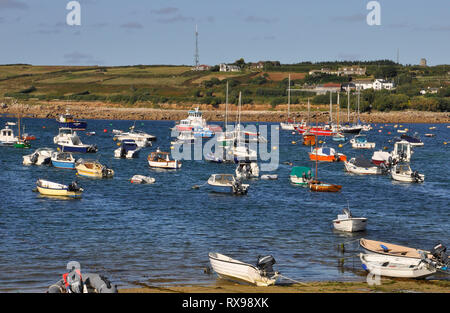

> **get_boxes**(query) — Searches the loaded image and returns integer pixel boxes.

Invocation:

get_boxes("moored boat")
[23,148,54,165]
[309,180,342,192]
[391,163,424,183]
[309,146,346,162]
[36,179,83,198]
[114,139,141,159]
[75,159,114,178]
[350,134,375,149]
[54,128,97,153]
[207,174,249,195]
[208,252,279,286]
[147,148,181,169]
[51,151,76,169]
[57,110,87,130]
[130,175,155,184]
[0,124,16,146]
[235,161,259,180]
[332,208,367,232]
[344,157,384,175]
[289,166,313,186]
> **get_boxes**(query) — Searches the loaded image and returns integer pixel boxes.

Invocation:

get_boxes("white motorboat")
[130,175,155,184]
[344,157,384,175]
[207,174,249,195]
[261,174,278,180]
[23,148,54,165]
[360,253,436,279]
[208,252,279,286]
[397,133,424,147]
[350,135,375,149]
[0,124,16,146]
[230,145,257,161]
[332,208,367,232]
[114,125,155,147]
[54,128,97,153]
[371,140,413,165]
[147,148,181,169]
[114,140,141,159]
[391,164,424,183]
[235,161,259,179]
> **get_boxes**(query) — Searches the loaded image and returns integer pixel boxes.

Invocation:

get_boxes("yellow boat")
[36,179,83,198]
[75,159,114,178]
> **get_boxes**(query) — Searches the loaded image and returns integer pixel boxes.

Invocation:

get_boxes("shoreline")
[1,103,449,124]
[119,279,450,293]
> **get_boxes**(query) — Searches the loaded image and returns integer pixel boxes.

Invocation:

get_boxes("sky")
[0,0,449,66]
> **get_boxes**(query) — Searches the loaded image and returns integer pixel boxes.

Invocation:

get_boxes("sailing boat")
[14,107,31,149]
[230,92,257,161]
[308,119,342,192]
[332,92,346,142]
[302,99,315,146]
[340,87,362,134]
[280,74,303,130]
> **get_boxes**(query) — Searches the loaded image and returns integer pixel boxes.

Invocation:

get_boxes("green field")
[0,62,449,112]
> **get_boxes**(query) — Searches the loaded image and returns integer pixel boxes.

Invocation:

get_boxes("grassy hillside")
[0,62,449,112]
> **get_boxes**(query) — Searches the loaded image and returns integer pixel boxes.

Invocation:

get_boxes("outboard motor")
[31,153,39,164]
[68,181,80,192]
[256,255,276,276]
[411,171,422,182]
[431,243,449,267]
[120,146,126,158]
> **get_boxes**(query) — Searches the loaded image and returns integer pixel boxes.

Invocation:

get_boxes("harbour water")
[0,118,448,292]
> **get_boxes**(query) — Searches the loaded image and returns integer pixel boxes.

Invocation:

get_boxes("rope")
[278,274,308,286]
[191,181,208,189]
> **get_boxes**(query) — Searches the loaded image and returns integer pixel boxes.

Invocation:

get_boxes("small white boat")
[235,161,259,179]
[113,126,155,147]
[332,208,367,232]
[391,164,424,183]
[397,129,408,133]
[130,175,155,184]
[424,133,435,137]
[36,179,83,198]
[344,157,384,175]
[350,135,375,149]
[147,148,181,169]
[261,174,278,180]
[207,174,249,195]
[209,252,279,286]
[360,253,436,279]
[114,140,141,159]
[23,148,54,165]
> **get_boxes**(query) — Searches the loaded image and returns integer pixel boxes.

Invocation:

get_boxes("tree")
[234,58,245,67]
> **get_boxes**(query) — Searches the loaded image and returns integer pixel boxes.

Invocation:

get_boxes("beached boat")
[344,157,384,175]
[75,159,114,178]
[51,151,76,169]
[48,272,117,293]
[130,175,155,184]
[23,148,54,166]
[54,128,97,153]
[289,166,313,186]
[332,208,367,232]
[208,252,279,286]
[114,140,141,159]
[350,134,375,149]
[360,253,436,279]
[148,149,181,169]
[57,110,87,130]
[235,161,259,179]
[36,179,83,198]
[0,124,16,146]
[309,146,346,162]
[207,174,249,195]
[391,163,424,183]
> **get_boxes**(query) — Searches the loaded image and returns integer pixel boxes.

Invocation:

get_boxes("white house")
[373,79,395,90]
[354,80,373,90]
[219,63,241,72]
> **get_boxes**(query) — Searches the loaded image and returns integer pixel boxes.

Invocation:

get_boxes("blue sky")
[0,0,449,66]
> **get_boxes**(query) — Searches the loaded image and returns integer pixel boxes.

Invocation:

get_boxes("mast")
[237,91,242,146]
[347,87,350,123]
[287,74,291,121]
[307,98,310,127]
[329,91,333,124]
[337,92,340,127]
[357,87,361,123]
[225,81,228,134]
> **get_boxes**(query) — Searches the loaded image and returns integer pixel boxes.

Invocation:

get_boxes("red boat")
[295,126,333,136]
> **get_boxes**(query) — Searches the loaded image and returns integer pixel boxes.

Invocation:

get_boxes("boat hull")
[309,153,347,162]
[58,121,87,130]
[344,162,382,175]
[58,145,95,153]
[309,181,341,192]
[37,186,82,198]
[148,160,181,169]
[51,160,76,169]
[333,218,367,232]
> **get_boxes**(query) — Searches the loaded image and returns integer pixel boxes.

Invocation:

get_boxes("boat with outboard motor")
[75,159,114,178]
[207,174,249,195]
[371,140,413,166]
[48,272,117,293]
[289,166,313,186]
[148,148,181,169]
[391,163,424,183]
[114,139,141,159]
[36,179,83,198]
[130,175,155,184]
[332,207,367,232]
[344,157,385,175]
[395,133,424,147]
[51,151,76,169]
[23,148,54,166]
[57,110,87,130]
[54,128,97,153]
[309,146,346,162]
[208,252,279,286]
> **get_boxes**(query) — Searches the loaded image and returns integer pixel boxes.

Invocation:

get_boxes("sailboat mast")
[329,91,333,124]
[357,87,361,123]
[238,91,242,146]
[337,92,340,126]
[287,74,291,120]
[225,81,228,133]
[307,98,310,127]
[347,87,350,123]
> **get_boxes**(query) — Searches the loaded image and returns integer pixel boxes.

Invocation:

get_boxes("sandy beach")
[119,279,450,293]
[1,102,449,124]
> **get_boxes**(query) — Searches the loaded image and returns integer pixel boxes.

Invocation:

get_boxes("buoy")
[378,130,382,133]
[291,132,295,135]
[117,142,121,146]
[383,146,388,150]
[388,132,391,134]
[103,129,107,133]
[170,146,174,150]
[43,126,46,129]
[338,144,343,148]
[113,137,117,141]
[273,146,277,150]
[57,147,60,151]
[444,142,447,145]
[291,141,296,145]
[319,140,324,144]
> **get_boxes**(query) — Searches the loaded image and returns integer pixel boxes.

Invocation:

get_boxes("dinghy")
[332,208,367,232]
[207,174,249,195]
[75,159,114,178]
[391,164,424,183]
[23,148,54,165]
[309,180,342,192]
[261,174,278,180]
[36,179,83,198]
[350,135,375,149]
[130,175,155,184]
[148,148,181,169]
[208,252,279,286]
[360,253,436,279]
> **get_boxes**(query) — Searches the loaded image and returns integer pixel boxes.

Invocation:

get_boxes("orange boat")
[302,133,315,146]
[309,180,342,192]
[309,147,346,162]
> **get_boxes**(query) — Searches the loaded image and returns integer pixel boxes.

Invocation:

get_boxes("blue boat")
[51,151,76,169]
[57,111,87,130]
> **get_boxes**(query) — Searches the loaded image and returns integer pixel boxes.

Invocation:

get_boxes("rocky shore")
[1,102,449,124]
